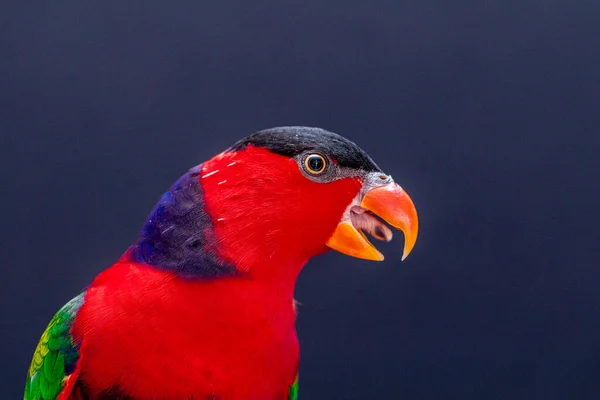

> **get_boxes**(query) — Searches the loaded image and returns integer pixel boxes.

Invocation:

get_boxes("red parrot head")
[130,127,418,281]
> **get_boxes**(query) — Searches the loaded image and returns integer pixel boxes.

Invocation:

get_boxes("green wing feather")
[288,375,299,400]
[24,292,85,400]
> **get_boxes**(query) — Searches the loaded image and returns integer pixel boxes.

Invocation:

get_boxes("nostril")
[379,175,387,181]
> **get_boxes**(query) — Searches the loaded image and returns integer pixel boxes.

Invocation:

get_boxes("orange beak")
[326,183,419,261]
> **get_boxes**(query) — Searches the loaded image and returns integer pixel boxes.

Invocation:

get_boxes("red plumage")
[67,146,362,399]
[72,258,297,399]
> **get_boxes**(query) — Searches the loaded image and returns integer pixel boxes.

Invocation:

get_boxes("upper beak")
[326,182,419,261]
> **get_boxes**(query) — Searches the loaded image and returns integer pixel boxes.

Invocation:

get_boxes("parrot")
[24,126,419,400]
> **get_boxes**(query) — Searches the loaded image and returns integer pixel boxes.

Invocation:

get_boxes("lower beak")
[326,183,419,261]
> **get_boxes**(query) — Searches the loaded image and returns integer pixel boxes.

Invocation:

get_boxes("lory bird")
[25,126,419,400]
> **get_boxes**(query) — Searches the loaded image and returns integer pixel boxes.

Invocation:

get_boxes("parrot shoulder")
[24,291,85,400]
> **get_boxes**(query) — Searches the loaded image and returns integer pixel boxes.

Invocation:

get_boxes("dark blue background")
[2,1,598,398]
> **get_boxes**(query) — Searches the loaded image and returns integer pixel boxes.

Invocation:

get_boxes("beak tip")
[401,237,417,261]
[360,182,418,263]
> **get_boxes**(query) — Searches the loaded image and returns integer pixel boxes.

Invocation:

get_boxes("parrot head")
[131,126,418,280]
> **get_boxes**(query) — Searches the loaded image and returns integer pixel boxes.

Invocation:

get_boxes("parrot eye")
[303,154,327,175]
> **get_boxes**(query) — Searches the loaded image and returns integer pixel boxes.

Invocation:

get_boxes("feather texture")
[24,292,85,400]
[23,127,377,399]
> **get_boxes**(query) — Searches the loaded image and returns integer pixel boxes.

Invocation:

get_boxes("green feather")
[39,375,51,398]
[289,375,299,400]
[42,351,57,381]
[24,292,85,400]
[23,378,32,400]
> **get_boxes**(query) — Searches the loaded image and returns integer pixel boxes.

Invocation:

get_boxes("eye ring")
[303,153,327,175]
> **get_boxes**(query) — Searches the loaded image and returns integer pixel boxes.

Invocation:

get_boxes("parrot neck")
[126,162,309,288]
[129,146,360,287]
[128,165,239,279]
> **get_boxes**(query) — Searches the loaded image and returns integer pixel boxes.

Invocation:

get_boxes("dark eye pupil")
[308,156,324,172]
